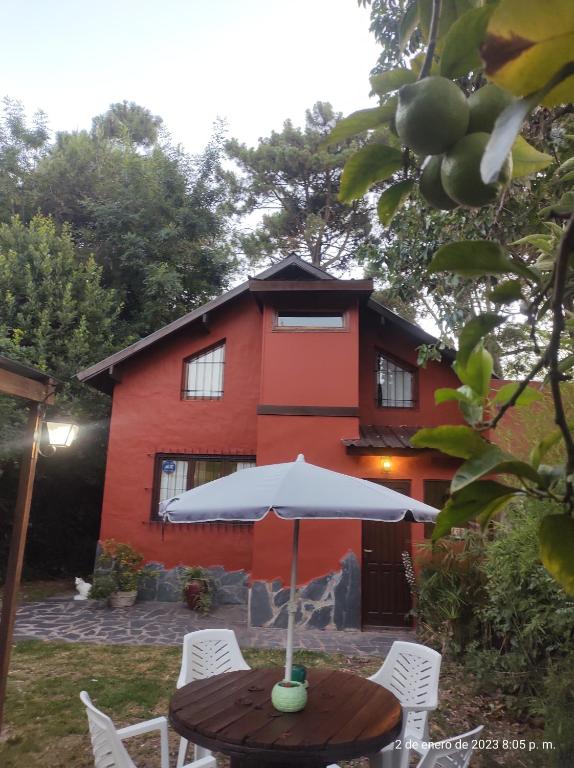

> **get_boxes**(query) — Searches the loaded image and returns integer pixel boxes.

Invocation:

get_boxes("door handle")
[363,549,373,553]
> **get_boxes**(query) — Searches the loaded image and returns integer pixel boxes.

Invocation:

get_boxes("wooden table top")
[169,668,402,765]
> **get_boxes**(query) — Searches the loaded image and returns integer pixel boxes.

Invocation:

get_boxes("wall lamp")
[381,457,393,473]
[40,419,79,455]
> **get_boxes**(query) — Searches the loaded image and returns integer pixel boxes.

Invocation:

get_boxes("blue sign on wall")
[162,459,177,474]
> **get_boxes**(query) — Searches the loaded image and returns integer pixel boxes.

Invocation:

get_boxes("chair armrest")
[402,701,438,713]
[117,716,168,739]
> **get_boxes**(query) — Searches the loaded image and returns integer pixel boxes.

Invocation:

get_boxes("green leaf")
[452,445,541,493]
[430,240,537,281]
[440,5,494,78]
[454,344,493,398]
[435,386,476,405]
[488,279,523,304]
[370,68,417,97]
[377,179,414,225]
[511,233,554,254]
[324,101,397,147]
[530,422,574,468]
[411,425,490,459]
[539,514,574,595]
[399,1,420,52]
[511,135,554,178]
[559,170,574,183]
[433,479,520,539]
[339,143,403,203]
[458,313,505,366]
[493,382,543,406]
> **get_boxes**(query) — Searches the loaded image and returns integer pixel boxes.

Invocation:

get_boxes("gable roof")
[77,253,451,393]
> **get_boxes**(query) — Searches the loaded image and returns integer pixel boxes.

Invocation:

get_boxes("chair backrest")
[417,725,483,768]
[177,628,250,688]
[80,691,135,768]
[369,641,442,740]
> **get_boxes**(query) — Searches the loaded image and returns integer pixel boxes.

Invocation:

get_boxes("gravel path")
[14,597,413,656]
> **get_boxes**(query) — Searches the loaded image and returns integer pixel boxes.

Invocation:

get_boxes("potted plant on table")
[90,539,145,608]
[180,566,213,613]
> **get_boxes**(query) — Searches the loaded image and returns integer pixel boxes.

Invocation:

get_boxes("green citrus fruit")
[441,132,512,208]
[419,155,459,210]
[396,76,469,155]
[467,84,516,133]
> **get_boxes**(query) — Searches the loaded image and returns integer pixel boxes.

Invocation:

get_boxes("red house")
[78,255,464,630]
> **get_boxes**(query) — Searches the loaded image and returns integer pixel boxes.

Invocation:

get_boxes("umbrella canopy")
[160,454,438,523]
[160,454,439,682]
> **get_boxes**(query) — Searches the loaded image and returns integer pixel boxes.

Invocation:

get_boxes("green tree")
[91,101,163,148]
[227,102,377,271]
[31,114,235,335]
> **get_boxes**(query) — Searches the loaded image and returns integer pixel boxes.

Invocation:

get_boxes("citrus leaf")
[458,313,505,366]
[377,179,414,225]
[440,5,494,78]
[559,170,574,183]
[493,382,543,406]
[511,234,554,254]
[488,279,523,304]
[433,480,520,539]
[435,386,476,405]
[558,157,574,175]
[339,144,403,203]
[399,1,420,53]
[411,425,490,459]
[370,68,417,97]
[452,444,541,493]
[511,135,554,178]
[530,422,574,468]
[481,0,574,107]
[539,514,574,595]
[454,344,493,398]
[324,101,397,147]
[430,241,510,276]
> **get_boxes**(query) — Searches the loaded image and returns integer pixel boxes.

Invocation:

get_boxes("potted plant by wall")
[180,566,213,613]
[90,539,145,608]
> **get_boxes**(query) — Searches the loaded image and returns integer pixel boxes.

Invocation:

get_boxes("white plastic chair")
[80,690,215,768]
[416,725,483,767]
[176,629,251,768]
[368,641,442,768]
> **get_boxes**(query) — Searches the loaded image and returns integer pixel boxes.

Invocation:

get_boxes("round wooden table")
[169,668,402,768]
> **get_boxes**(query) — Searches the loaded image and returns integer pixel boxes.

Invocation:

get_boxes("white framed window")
[376,352,416,408]
[275,312,345,329]
[183,342,225,399]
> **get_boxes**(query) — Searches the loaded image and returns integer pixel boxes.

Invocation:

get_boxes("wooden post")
[0,403,43,731]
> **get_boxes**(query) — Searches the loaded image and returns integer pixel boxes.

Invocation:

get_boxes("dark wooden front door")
[362,479,413,628]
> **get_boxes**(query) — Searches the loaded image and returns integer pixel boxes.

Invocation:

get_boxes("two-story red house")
[78,254,464,630]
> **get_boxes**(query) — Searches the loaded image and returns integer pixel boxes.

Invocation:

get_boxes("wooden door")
[362,479,413,628]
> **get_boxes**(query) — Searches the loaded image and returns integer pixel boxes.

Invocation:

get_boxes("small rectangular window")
[183,343,225,399]
[376,352,416,408]
[276,312,344,328]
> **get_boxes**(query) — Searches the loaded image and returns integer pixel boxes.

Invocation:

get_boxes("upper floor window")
[183,343,225,399]
[276,312,345,329]
[376,352,416,408]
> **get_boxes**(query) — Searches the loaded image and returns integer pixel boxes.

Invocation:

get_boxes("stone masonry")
[249,552,361,630]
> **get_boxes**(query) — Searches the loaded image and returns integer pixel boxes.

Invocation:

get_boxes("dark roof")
[342,425,423,453]
[77,253,452,394]
[0,354,60,385]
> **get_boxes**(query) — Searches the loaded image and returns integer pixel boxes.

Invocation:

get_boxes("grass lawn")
[0,641,549,768]
[0,579,73,604]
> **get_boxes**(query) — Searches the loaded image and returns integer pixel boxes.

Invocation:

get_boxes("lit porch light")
[45,420,79,448]
[381,457,393,473]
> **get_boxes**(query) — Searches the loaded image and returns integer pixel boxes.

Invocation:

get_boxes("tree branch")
[419,0,442,80]
[548,212,574,506]
[487,356,546,430]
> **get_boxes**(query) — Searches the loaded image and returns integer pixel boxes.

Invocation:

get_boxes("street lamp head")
[45,421,79,448]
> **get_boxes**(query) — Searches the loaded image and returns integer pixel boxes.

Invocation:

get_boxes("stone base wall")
[94,556,249,605]
[249,552,361,630]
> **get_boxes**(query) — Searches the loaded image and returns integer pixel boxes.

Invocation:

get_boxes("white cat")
[74,577,92,600]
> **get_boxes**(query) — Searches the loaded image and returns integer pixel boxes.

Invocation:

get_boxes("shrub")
[413,529,487,654]
[544,653,574,767]
[90,539,145,599]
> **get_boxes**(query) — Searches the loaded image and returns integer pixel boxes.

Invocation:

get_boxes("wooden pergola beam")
[0,367,55,404]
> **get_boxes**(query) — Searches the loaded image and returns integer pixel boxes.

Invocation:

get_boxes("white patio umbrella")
[160,454,438,681]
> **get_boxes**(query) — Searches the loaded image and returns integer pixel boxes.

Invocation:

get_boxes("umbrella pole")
[284,519,300,682]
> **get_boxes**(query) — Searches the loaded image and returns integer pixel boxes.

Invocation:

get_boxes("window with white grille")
[376,352,416,408]
[153,455,256,520]
[183,343,225,399]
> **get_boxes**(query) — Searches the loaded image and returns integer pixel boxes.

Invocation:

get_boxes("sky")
[3,0,381,154]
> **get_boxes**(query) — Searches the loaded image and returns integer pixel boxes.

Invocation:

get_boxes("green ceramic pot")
[271,680,308,713]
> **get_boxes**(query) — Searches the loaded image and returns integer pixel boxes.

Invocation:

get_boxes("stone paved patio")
[14,596,413,656]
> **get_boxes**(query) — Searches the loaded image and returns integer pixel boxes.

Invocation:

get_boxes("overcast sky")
[4,0,381,153]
